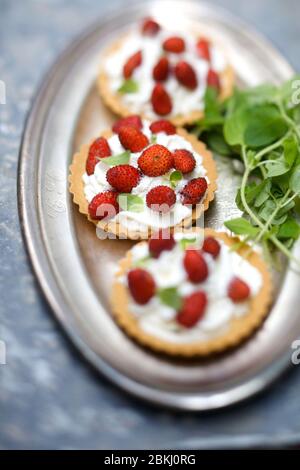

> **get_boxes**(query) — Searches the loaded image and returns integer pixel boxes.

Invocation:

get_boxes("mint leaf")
[170,170,182,188]
[118,79,139,94]
[118,194,144,212]
[134,255,151,267]
[158,287,182,310]
[102,151,130,166]
[179,237,197,250]
[224,217,259,236]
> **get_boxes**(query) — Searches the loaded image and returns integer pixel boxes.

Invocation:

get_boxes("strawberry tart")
[111,229,272,356]
[69,116,217,239]
[98,17,234,125]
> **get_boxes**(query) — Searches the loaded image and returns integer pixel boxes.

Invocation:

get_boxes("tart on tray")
[111,229,272,356]
[69,116,217,240]
[98,17,234,126]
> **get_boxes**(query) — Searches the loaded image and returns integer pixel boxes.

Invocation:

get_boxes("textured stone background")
[1,0,300,450]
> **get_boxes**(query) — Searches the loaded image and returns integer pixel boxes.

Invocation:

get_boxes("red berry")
[153,56,170,81]
[181,177,208,205]
[174,61,198,90]
[151,83,172,116]
[88,191,119,220]
[149,229,176,258]
[203,236,221,259]
[138,144,173,176]
[163,36,185,53]
[127,268,156,305]
[228,277,250,303]
[106,165,140,193]
[183,249,208,283]
[149,119,176,135]
[196,38,210,61]
[207,69,220,91]
[123,50,142,79]
[118,126,149,152]
[146,186,176,213]
[112,115,142,133]
[86,137,111,175]
[141,17,160,36]
[177,291,207,328]
[173,149,196,174]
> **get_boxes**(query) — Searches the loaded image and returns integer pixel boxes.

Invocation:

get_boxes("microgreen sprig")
[191,76,300,264]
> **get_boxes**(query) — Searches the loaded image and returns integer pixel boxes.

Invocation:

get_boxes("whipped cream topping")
[104,26,227,118]
[123,233,262,343]
[82,120,208,231]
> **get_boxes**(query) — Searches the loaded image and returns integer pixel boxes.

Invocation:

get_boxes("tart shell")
[69,128,217,240]
[111,229,273,357]
[97,35,235,126]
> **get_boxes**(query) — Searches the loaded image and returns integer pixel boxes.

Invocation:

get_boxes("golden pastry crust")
[111,229,273,357]
[69,128,217,240]
[97,34,235,126]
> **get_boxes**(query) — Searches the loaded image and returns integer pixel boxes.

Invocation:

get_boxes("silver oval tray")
[18,0,300,410]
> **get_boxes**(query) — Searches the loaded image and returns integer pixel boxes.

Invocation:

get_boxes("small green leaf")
[254,180,271,207]
[224,107,248,146]
[290,165,300,193]
[204,86,223,121]
[224,217,259,236]
[179,237,197,250]
[283,135,298,167]
[150,134,157,144]
[134,255,151,267]
[265,159,290,177]
[118,194,144,212]
[158,287,182,310]
[170,170,183,188]
[206,131,232,156]
[244,105,288,148]
[118,79,139,94]
[102,151,130,167]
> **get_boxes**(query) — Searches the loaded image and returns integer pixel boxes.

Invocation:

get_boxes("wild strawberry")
[86,137,111,175]
[149,119,176,135]
[181,177,208,205]
[127,268,156,305]
[203,236,221,258]
[174,61,198,90]
[118,126,149,152]
[196,38,210,61]
[163,36,185,53]
[149,229,175,258]
[173,149,196,174]
[112,115,142,133]
[138,144,173,176]
[123,50,142,79]
[146,186,176,213]
[183,249,208,283]
[141,17,160,36]
[151,83,172,116]
[207,69,220,91]
[228,277,250,303]
[88,191,119,220]
[153,56,170,81]
[177,291,207,328]
[106,165,140,193]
